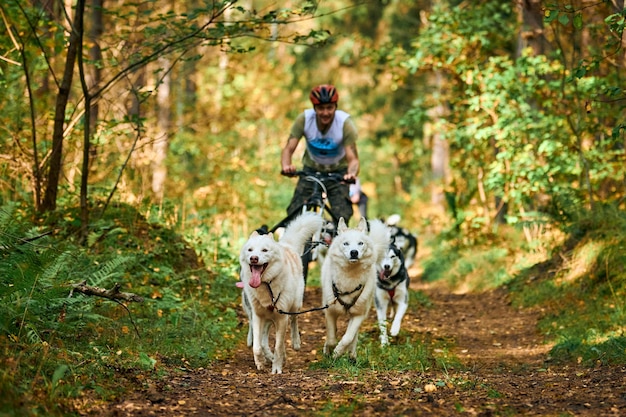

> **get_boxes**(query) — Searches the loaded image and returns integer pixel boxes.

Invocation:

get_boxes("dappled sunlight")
[412,288,553,368]
[560,240,605,285]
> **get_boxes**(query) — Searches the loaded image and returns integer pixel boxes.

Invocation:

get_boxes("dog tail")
[385,213,402,226]
[280,212,324,254]
[368,219,392,263]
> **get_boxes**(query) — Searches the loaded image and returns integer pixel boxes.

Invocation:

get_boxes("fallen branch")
[70,281,144,302]
[69,281,143,337]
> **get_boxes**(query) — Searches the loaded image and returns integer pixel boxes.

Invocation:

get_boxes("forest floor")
[88,273,626,417]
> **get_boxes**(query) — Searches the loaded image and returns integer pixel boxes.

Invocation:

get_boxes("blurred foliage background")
[1,0,624,239]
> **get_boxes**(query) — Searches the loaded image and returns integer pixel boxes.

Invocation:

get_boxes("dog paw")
[390,325,401,337]
[253,352,267,370]
[332,345,346,358]
[380,336,389,346]
[271,367,283,374]
[292,333,301,351]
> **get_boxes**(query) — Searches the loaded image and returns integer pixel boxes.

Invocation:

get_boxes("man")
[281,84,360,224]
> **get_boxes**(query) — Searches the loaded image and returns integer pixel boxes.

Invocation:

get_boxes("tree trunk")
[426,72,449,209]
[151,57,171,201]
[75,0,103,241]
[212,4,232,131]
[516,0,545,56]
[41,0,85,212]
[87,0,103,159]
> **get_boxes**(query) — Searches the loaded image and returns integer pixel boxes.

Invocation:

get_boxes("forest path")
[98,279,626,416]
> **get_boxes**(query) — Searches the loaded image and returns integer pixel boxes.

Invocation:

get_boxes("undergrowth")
[504,204,626,366]
[0,201,242,416]
[425,203,626,367]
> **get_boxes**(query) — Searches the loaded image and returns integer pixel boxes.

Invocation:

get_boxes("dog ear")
[338,217,347,233]
[250,231,259,238]
[357,217,367,232]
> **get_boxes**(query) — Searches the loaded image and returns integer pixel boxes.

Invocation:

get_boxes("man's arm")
[342,117,359,180]
[281,136,300,173]
[344,142,359,181]
[282,113,306,173]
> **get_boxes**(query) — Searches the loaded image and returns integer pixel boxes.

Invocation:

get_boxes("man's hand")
[282,164,296,174]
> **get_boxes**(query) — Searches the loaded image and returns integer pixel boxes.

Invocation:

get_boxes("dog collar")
[376,273,407,292]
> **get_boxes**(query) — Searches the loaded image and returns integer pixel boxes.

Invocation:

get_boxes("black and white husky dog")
[385,214,418,270]
[375,242,410,346]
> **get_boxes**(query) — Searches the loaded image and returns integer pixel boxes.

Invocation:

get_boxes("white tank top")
[302,109,350,166]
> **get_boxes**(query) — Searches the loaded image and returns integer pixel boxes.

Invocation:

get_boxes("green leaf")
[558,13,570,26]
[612,124,626,140]
[139,352,157,370]
[573,13,583,29]
[574,66,587,78]
[544,10,559,24]
[52,364,69,389]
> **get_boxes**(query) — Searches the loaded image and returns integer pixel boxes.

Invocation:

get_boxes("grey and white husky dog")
[321,217,390,359]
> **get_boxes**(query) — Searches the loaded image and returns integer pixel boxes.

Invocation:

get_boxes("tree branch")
[70,281,144,303]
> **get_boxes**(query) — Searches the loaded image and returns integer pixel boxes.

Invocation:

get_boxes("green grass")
[309,288,460,375]
[316,397,365,417]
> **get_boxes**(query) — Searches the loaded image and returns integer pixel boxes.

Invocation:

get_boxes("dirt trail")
[99,279,626,417]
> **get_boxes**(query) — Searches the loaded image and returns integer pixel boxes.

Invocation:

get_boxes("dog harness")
[332,281,363,311]
[263,282,281,312]
[377,271,408,300]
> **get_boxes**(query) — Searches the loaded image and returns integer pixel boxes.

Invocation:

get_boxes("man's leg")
[287,177,314,217]
[359,193,368,218]
[286,176,317,287]
[327,181,353,225]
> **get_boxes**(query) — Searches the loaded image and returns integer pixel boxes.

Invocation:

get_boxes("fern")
[88,256,132,286]
[0,203,138,344]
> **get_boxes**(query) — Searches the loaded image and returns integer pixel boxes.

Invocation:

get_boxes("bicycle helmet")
[310,84,339,105]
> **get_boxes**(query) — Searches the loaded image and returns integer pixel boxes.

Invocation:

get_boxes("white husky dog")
[239,212,323,374]
[321,217,390,359]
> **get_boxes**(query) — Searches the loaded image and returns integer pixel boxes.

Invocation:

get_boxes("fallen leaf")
[424,383,437,393]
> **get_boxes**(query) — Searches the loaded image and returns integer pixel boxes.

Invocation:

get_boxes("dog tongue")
[249,265,263,288]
